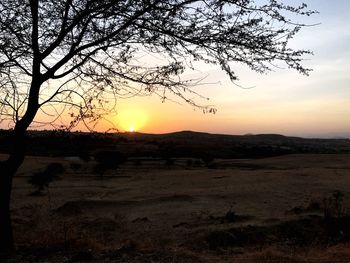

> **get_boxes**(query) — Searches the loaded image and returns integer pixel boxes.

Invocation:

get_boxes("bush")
[93,151,127,169]
[133,159,142,166]
[186,159,193,167]
[78,151,91,162]
[28,162,64,195]
[70,163,82,171]
[93,151,127,178]
[225,209,237,223]
[323,190,347,220]
[201,154,214,167]
[45,162,65,175]
[164,158,174,166]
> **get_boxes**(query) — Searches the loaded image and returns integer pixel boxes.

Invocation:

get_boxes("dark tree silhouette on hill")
[0,0,315,258]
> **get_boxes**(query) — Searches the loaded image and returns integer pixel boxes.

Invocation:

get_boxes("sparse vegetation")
[28,163,64,196]
[225,209,237,223]
[70,162,82,171]
[93,151,127,179]
[206,216,350,250]
[201,155,214,167]
[323,190,347,220]
[78,152,91,162]
[164,158,175,166]
[8,150,350,262]
[186,159,193,167]
[133,159,142,166]
[93,151,127,169]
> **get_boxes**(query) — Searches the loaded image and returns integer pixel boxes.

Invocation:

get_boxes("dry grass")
[8,154,350,262]
[232,245,350,263]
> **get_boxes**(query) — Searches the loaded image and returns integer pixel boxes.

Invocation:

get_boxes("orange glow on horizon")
[116,107,148,132]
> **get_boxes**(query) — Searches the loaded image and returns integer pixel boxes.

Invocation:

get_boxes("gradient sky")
[4,1,349,137]
[107,0,350,137]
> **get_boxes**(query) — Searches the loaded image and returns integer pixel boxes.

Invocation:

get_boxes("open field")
[5,153,350,262]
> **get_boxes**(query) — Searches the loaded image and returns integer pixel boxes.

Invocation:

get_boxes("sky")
[106,0,350,138]
[2,1,349,138]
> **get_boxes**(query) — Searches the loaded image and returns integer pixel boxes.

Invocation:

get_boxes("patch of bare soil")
[9,154,350,262]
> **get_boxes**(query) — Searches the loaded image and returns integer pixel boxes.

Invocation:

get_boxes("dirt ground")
[6,154,350,262]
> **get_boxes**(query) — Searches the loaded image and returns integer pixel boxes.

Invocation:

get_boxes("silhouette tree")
[0,0,315,258]
[28,162,64,195]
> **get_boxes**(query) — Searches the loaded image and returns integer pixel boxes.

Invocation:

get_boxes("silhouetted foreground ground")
[4,153,350,262]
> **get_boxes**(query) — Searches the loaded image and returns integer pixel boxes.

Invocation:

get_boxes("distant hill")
[1,129,350,158]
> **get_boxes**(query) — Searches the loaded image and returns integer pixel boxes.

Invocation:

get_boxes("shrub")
[164,158,174,166]
[93,151,127,178]
[78,151,91,162]
[186,159,193,167]
[323,190,347,220]
[193,159,203,166]
[28,162,64,195]
[225,209,237,223]
[45,162,65,175]
[70,163,82,171]
[93,151,127,169]
[201,154,214,167]
[133,159,142,166]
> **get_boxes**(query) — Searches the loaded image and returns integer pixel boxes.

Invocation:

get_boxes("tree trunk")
[0,135,25,261]
[0,164,14,260]
[0,74,42,260]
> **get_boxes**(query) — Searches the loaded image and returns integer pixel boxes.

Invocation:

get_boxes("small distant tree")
[164,158,175,166]
[28,163,64,195]
[0,0,315,258]
[93,150,127,178]
[70,162,82,171]
[29,172,54,196]
[201,154,214,167]
[323,190,347,220]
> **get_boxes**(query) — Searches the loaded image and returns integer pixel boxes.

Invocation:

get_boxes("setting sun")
[116,108,148,132]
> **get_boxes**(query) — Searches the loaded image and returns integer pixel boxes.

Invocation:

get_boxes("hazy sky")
[3,1,349,137]
[108,0,350,137]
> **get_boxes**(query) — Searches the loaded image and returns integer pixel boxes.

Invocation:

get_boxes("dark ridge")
[0,129,350,158]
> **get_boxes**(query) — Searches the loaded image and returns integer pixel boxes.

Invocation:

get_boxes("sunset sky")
[2,1,349,138]
[107,0,350,138]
